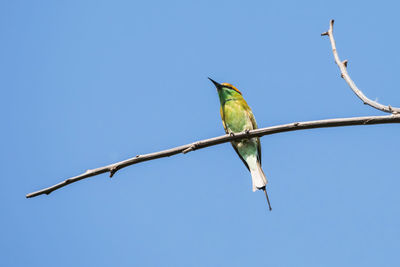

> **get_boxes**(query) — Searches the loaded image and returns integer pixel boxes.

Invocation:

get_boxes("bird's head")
[208,78,242,101]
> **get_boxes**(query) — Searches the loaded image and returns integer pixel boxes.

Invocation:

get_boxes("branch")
[26,115,400,198]
[321,19,400,114]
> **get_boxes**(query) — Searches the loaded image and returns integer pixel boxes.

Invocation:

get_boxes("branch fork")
[321,19,400,114]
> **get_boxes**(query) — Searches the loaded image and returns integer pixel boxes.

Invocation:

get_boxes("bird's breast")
[222,100,253,133]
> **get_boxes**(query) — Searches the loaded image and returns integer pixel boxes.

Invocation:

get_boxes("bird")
[209,78,272,210]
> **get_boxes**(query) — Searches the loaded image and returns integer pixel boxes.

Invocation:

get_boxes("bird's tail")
[250,161,272,210]
[249,161,267,192]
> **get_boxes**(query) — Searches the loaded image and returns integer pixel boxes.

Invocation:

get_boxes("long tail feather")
[248,158,271,211]
[262,187,272,211]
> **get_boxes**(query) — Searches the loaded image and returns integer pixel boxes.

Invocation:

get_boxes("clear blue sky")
[1,1,399,266]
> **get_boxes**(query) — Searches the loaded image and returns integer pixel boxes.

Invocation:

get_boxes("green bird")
[209,78,272,210]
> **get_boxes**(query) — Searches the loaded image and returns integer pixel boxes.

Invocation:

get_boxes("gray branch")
[321,19,400,114]
[26,20,400,198]
[26,115,400,198]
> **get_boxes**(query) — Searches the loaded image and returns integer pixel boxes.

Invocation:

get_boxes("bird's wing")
[246,108,262,165]
[221,106,250,171]
[256,137,262,165]
[220,107,228,132]
[232,143,250,171]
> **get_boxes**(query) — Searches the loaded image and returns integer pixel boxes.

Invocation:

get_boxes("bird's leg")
[263,187,272,211]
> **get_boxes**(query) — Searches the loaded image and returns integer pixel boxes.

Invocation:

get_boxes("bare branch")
[322,19,400,114]
[25,20,400,199]
[26,115,400,198]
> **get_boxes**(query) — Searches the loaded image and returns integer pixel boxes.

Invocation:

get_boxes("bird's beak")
[208,77,222,89]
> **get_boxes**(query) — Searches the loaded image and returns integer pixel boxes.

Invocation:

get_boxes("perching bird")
[209,78,272,210]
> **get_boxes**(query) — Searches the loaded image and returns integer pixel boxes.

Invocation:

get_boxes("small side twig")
[26,115,400,198]
[322,19,400,114]
[182,142,200,154]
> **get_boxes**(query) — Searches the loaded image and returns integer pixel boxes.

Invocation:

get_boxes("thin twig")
[26,115,400,198]
[322,19,400,114]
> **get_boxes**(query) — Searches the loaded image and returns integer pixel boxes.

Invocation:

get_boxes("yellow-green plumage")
[209,78,271,210]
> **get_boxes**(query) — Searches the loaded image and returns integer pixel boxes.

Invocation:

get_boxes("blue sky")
[1,1,400,266]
